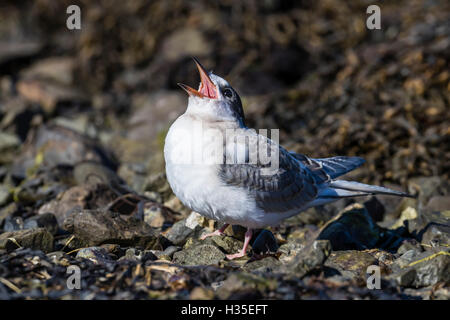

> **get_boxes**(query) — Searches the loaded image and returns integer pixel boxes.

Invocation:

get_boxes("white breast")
[164,115,270,228]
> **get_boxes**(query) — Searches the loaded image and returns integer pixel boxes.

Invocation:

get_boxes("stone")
[389,206,418,230]
[0,203,20,225]
[388,250,450,287]
[14,124,117,178]
[0,184,12,207]
[243,257,282,273]
[165,217,202,246]
[406,210,449,248]
[76,247,114,265]
[216,272,277,299]
[16,78,88,114]
[62,209,158,248]
[251,230,278,255]
[73,161,124,187]
[160,28,212,62]
[3,216,24,232]
[143,205,166,228]
[318,204,380,250]
[0,132,20,152]
[396,239,423,255]
[364,196,385,222]
[172,244,225,266]
[118,248,158,263]
[426,196,450,212]
[280,240,331,277]
[189,287,215,300]
[0,228,53,253]
[20,56,76,86]
[324,250,378,281]
[23,213,59,235]
[38,183,117,226]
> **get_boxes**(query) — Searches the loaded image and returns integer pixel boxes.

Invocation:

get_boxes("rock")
[14,124,117,179]
[389,268,417,287]
[0,132,20,152]
[0,203,20,225]
[318,204,380,250]
[0,40,43,66]
[251,230,278,254]
[127,91,186,142]
[38,183,118,226]
[76,247,114,265]
[73,161,124,187]
[324,251,378,281]
[364,196,385,222]
[205,236,245,255]
[0,228,53,253]
[143,205,166,228]
[3,216,24,232]
[47,251,71,267]
[216,272,277,299]
[145,173,174,203]
[118,248,157,263]
[392,250,422,270]
[397,239,423,255]
[389,206,418,230]
[16,78,88,114]
[421,223,450,250]
[408,176,450,207]
[189,287,215,300]
[280,240,331,277]
[62,209,158,248]
[20,56,76,86]
[152,245,181,260]
[425,196,450,212]
[23,213,59,235]
[407,210,449,248]
[165,214,203,246]
[389,250,450,287]
[0,184,12,206]
[243,257,282,273]
[142,202,178,228]
[160,28,212,62]
[172,244,225,266]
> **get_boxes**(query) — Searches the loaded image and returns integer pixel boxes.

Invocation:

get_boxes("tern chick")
[164,58,412,260]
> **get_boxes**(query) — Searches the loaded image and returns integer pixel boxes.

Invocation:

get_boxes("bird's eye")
[222,88,233,99]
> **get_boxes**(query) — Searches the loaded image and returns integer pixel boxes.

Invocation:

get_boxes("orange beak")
[178,58,218,99]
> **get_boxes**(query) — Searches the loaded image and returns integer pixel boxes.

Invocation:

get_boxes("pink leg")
[226,228,253,260]
[200,223,229,240]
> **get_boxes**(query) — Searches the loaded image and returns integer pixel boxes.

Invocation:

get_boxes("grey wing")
[290,153,365,179]
[218,146,324,213]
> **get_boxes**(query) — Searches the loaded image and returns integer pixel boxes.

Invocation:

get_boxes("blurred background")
[0,0,449,210]
[0,0,449,300]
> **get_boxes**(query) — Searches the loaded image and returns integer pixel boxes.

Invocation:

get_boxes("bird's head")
[178,58,245,126]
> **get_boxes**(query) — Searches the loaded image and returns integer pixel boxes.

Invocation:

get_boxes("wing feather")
[218,132,322,213]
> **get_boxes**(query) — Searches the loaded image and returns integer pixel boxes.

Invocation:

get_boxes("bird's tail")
[325,180,414,198]
[308,180,414,208]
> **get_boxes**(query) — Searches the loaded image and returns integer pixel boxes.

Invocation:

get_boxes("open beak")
[178,58,218,99]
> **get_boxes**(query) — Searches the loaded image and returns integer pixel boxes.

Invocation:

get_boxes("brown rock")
[62,209,158,248]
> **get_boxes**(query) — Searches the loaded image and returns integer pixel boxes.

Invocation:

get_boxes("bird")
[164,58,413,260]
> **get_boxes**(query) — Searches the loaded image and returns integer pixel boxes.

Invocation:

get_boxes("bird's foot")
[226,250,247,260]
[200,229,225,240]
[200,223,229,240]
